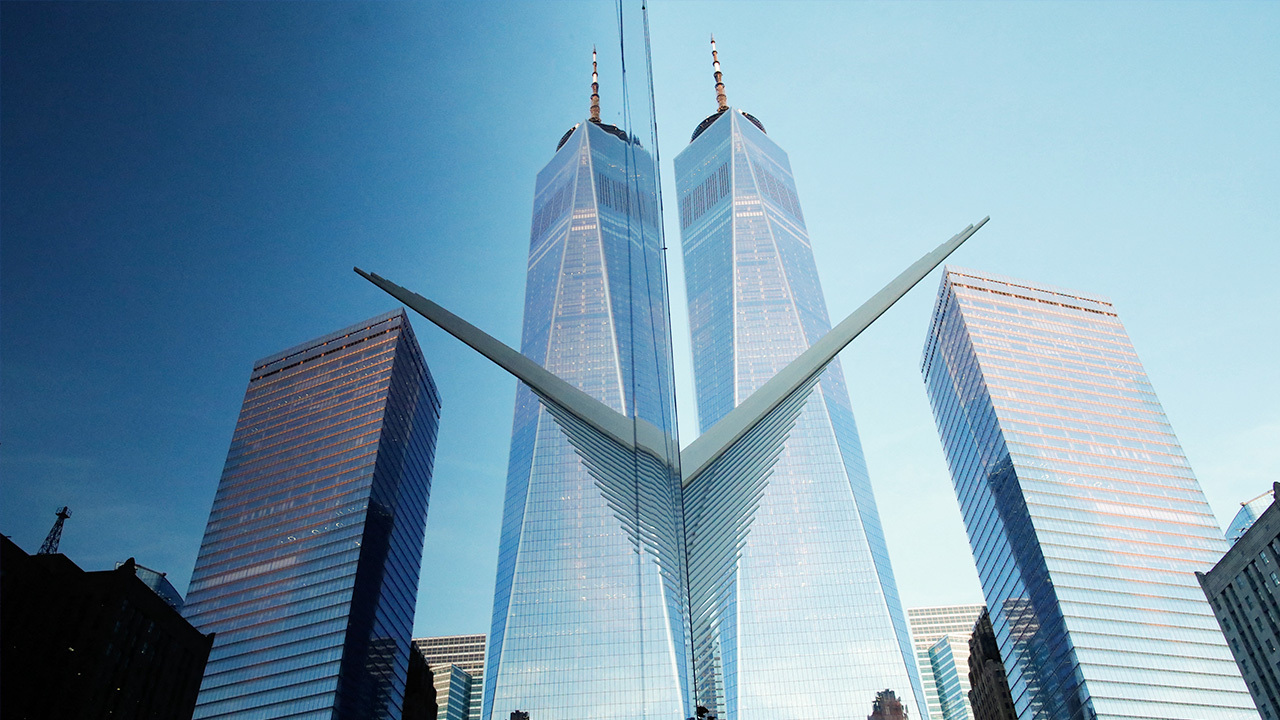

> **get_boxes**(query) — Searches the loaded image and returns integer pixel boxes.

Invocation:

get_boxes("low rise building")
[1199,482,1280,719]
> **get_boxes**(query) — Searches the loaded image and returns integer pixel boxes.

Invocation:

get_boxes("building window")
[1264,552,1272,566]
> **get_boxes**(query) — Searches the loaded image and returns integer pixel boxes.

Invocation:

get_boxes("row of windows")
[678,162,730,229]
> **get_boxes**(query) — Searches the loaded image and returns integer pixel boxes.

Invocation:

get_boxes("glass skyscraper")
[480,109,690,719]
[673,58,924,717]
[921,267,1255,720]
[185,310,442,720]
[908,604,985,720]
[929,634,973,720]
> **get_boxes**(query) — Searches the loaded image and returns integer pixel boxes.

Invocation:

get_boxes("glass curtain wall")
[921,267,1255,720]
[482,4,692,719]
[185,310,441,720]
[675,108,924,718]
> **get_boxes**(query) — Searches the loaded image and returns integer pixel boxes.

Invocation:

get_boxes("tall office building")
[921,267,1255,719]
[673,41,923,718]
[481,54,691,720]
[929,634,973,720]
[185,310,442,720]
[908,604,985,719]
[414,634,485,720]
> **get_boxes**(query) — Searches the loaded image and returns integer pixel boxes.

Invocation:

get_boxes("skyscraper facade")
[481,101,690,718]
[921,267,1255,719]
[673,49,924,718]
[908,604,985,720]
[185,310,442,720]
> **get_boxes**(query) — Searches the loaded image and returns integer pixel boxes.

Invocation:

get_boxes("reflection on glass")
[481,6,691,716]
[921,267,1255,719]
[675,85,923,716]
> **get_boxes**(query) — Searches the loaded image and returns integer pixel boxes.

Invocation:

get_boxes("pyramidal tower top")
[711,35,728,112]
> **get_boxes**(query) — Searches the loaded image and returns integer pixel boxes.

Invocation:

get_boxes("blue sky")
[3,1,1276,638]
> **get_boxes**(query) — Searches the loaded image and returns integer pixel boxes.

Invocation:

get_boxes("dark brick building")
[1,535,213,719]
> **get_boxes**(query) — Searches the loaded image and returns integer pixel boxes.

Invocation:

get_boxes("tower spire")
[711,35,728,112]
[38,505,71,555]
[590,46,601,123]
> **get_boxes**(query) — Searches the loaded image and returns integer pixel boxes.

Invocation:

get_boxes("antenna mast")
[38,506,71,555]
[590,46,601,123]
[711,35,728,112]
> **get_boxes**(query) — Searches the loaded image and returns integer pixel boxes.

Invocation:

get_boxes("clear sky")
[3,1,1277,639]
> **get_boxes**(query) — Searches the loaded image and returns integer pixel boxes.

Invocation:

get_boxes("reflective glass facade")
[483,119,689,720]
[1227,490,1274,545]
[908,604,985,720]
[185,310,442,720]
[929,634,973,720]
[674,108,924,718]
[921,267,1255,720]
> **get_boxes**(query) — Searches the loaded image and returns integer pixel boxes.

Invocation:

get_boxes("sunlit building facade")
[186,310,442,720]
[674,92,924,716]
[921,267,1255,719]
[482,115,690,720]
[908,604,985,720]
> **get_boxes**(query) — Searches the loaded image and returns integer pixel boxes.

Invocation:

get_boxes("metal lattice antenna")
[38,506,71,555]
[590,46,601,123]
[711,35,728,112]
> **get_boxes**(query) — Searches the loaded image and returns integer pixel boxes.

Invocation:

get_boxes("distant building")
[432,664,474,720]
[1228,488,1275,545]
[414,634,486,720]
[921,267,1254,718]
[1199,482,1280,719]
[121,560,185,612]
[185,310,442,720]
[929,634,972,720]
[967,609,1015,720]
[868,689,910,720]
[1,535,213,720]
[908,604,985,719]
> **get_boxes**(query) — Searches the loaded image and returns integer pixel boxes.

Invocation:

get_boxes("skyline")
[2,0,1277,644]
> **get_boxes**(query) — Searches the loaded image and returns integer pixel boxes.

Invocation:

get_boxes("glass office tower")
[674,100,924,716]
[908,604,985,719]
[186,310,442,720]
[921,267,1255,720]
[482,114,690,720]
[928,634,973,720]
